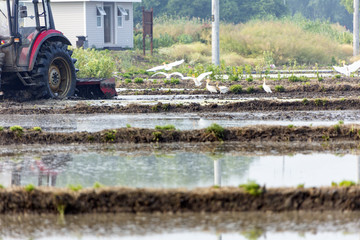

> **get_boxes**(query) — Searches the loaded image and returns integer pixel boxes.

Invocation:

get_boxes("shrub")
[302,98,309,105]
[206,123,225,140]
[229,75,239,81]
[152,131,162,141]
[124,78,132,84]
[246,76,253,82]
[134,77,144,83]
[239,181,262,196]
[229,84,242,94]
[275,85,285,92]
[72,48,116,78]
[155,124,176,130]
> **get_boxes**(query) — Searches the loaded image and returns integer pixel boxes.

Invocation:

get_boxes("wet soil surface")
[3,98,360,115]
[1,212,360,237]
[1,185,360,213]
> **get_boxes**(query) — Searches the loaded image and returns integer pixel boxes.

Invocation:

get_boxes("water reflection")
[0,153,72,187]
[0,212,360,240]
[0,147,359,189]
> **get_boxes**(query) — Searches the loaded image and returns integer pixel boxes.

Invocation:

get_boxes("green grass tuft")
[239,180,262,196]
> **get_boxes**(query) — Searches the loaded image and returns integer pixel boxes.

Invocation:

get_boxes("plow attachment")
[75,78,117,99]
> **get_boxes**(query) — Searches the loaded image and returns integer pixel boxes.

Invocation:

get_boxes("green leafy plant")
[0,184,4,189]
[332,180,356,187]
[297,183,305,189]
[10,125,23,136]
[124,78,132,84]
[32,126,42,132]
[0,126,3,131]
[24,184,35,192]
[134,77,144,83]
[72,48,116,78]
[105,130,117,142]
[239,180,262,196]
[229,84,242,94]
[57,204,66,216]
[246,86,255,93]
[338,120,344,125]
[206,123,225,140]
[302,98,309,105]
[170,78,180,84]
[93,182,104,189]
[126,124,131,128]
[67,184,83,191]
[152,131,162,142]
[155,124,176,131]
[288,124,294,128]
[275,85,285,92]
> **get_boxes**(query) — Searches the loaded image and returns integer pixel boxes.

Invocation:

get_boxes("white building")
[50,0,141,49]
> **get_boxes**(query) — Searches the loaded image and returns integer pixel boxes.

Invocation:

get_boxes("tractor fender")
[28,29,72,71]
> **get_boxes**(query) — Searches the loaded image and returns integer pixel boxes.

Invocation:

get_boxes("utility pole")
[212,0,219,65]
[354,0,359,56]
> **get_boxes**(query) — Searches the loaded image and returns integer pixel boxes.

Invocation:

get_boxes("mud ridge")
[2,98,360,114]
[1,186,360,214]
[1,125,360,145]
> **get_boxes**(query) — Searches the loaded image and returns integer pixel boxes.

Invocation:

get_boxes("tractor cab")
[0,0,116,100]
[0,0,76,99]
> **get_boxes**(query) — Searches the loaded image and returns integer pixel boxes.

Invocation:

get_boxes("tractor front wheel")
[32,41,76,99]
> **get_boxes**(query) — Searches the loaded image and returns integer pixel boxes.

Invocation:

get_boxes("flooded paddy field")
[2,78,360,239]
[1,212,360,240]
[1,142,360,189]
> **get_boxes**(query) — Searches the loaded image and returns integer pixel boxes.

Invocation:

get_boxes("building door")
[104,5,112,43]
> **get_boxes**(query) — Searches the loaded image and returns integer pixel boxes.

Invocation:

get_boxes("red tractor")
[0,0,116,99]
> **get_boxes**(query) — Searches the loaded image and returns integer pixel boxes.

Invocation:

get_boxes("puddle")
[0,110,359,132]
[0,143,359,188]
[0,212,359,240]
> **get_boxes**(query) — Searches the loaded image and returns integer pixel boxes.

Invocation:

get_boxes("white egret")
[206,79,218,93]
[262,77,272,93]
[333,60,360,77]
[183,72,212,87]
[151,72,184,79]
[215,82,229,94]
[146,59,185,72]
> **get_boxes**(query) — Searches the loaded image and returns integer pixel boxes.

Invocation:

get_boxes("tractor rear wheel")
[31,41,76,99]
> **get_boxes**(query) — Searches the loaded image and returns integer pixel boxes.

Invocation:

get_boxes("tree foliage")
[134,0,287,24]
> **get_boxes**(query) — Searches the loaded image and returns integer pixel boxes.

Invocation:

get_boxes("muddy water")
[0,142,359,188]
[0,212,359,239]
[1,110,359,132]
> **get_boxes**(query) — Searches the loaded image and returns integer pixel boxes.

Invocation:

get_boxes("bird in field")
[146,59,185,72]
[333,60,360,77]
[182,72,212,87]
[262,77,272,93]
[206,79,218,93]
[215,82,229,94]
[151,72,184,79]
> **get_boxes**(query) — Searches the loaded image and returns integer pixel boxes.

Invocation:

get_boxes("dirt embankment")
[1,186,360,214]
[0,125,359,145]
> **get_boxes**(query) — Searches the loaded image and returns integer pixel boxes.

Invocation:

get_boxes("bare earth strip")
[0,186,360,213]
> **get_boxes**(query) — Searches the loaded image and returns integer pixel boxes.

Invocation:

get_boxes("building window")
[96,6,106,27]
[117,6,128,27]
[125,9,129,21]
